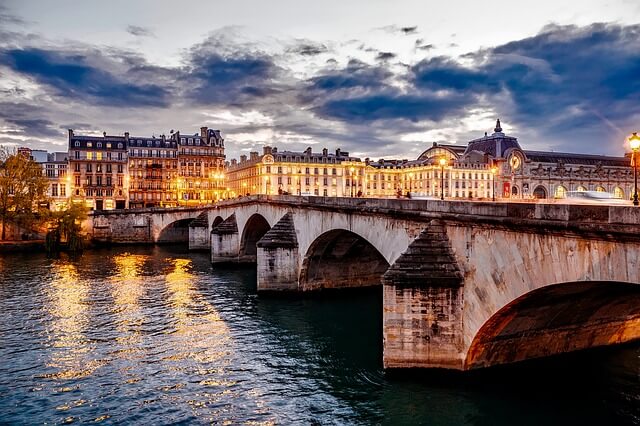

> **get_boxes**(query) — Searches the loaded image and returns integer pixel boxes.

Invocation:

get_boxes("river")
[0,246,638,425]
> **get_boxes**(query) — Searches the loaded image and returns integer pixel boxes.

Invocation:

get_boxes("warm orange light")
[491,166,498,175]
[439,158,446,167]
[629,132,640,151]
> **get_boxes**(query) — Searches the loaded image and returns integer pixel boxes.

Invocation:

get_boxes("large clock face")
[509,154,521,172]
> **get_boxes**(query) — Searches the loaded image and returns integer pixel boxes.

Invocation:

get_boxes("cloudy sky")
[0,0,639,160]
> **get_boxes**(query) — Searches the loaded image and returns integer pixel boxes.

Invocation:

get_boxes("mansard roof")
[524,150,630,167]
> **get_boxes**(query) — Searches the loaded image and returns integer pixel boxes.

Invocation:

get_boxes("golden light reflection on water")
[44,262,99,380]
[109,253,148,361]
[163,257,239,419]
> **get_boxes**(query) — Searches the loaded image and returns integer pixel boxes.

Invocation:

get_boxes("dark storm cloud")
[377,25,418,35]
[400,26,418,35]
[185,51,280,104]
[126,25,154,37]
[411,23,640,138]
[415,39,435,51]
[0,102,59,137]
[286,40,329,56]
[0,48,171,107]
[376,52,396,61]
[308,21,640,155]
[8,118,58,137]
[182,34,286,106]
[315,93,469,123]
[307,59,392,92]
[1,18,639,157]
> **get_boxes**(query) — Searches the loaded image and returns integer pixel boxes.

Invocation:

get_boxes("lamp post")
[439,158,446,200]
[491,166,498,202]
[629,132,640,206]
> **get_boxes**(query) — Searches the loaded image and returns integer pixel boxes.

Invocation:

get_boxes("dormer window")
[97,142,102,148]
[188,138,193,145]
[74,141,80,147]
[87,142,92,148]
[147,141,152,147]
[106,143,111,149]
[117,143,123,149]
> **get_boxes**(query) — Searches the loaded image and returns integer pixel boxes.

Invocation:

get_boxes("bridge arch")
[158,218,194,243]
[465,281,640,369]
[211,215,224,229]
[239,213,271,261]
[299,229,390,290]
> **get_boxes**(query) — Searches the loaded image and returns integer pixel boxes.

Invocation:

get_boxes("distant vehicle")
[564,191,630,205]
[299,192,315,196]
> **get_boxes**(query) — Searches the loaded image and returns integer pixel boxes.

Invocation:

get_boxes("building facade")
[42,152,70,211]
[226,146,362,198]
[68,130,129,210]
[66,126,226,210]
[127,134,178,208]
[174,127,226,204]
[227,120,634,201]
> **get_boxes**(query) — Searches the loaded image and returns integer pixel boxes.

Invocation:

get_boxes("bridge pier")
[188,212,210,251]
[211,214,241,263]
[382,221,466,370]
[256,213,300,291]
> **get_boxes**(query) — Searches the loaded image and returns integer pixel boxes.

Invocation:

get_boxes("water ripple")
[0,246,638,425]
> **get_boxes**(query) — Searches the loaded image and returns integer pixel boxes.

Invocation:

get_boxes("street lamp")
[629,132,640,206]
[439,158,446,200]
[491,166,498,202]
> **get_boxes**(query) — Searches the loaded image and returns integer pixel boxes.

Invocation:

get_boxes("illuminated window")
[554,185,567,198]
[614,187,624,199]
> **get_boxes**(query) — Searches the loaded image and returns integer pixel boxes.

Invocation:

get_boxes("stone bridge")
[86,206,211,248]
[89,196,640,371]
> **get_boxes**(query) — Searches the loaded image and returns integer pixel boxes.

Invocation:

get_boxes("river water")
[0,246,638,425]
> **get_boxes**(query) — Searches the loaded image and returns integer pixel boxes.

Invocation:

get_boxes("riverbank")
[0,240,45,253]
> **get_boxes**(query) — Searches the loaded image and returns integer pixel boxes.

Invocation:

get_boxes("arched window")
[512,186,519,196]
[533,185,547,199]
[576,185,587,192]
[554,185,567,198]
[595,185,606,192]
[614,187,624,199]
